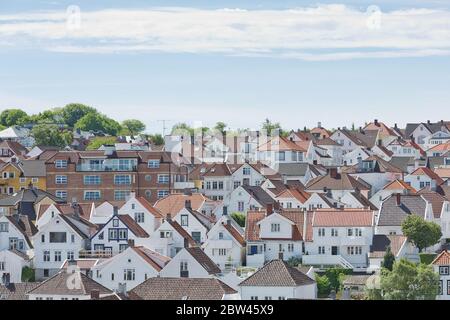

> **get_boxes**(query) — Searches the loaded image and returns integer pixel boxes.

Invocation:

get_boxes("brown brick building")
[37,148,189,204]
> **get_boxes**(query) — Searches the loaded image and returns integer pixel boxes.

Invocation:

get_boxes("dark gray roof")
[369,234,408,258]
[427,157,445,169]
[0,283,40,300]
[353,130,379,148]
[239,259,315,287]
[388,157,416,173]
[241,185,275,206]
[129,278,237,300]
[20,160,46,177]
[277,163,309,176]
[405,122,450,138]
[377,194,428,226]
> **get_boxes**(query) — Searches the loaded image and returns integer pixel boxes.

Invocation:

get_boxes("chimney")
[90,289,100,300]
[394,123,398,129]
[427,120,431,125]
[10,157,17,163]
[266,203,274,216]
[278,251,284,260]
[318,122,322,128]
[127,239,135,248]
[222,206,228,216]
[72,201,80,219]
[359,127,363,133]
[166,213,172,221]
[374,119,379,126]
[185,200,192,210]
[329,168,338,179]
[113,206,119,216]
[396,193,401,206]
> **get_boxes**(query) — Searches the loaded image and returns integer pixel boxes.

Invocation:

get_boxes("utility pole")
[157,120,172,136]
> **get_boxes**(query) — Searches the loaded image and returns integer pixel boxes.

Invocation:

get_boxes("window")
[243,167,251,175]
[192,232,201,243]
[134,212,145,223]
[43,251,50,262]
[0,223,8,232]
[157,190,169,199]
[355,228,362,237]
[55,190,67,200]
[331,228,338,237]
[113,219,119,227]
[288,243,294,252]
[276,151,285,161]
[447,280,450,295]
[238,201,244,212]
[71,234,75,243]
[54,251,62,262]
[19,177,26,183]
[271,223,280,232]
[118,229,127,240]
[157,174,170,184]
[218,181,224,190]
[55,160,68,168]
[278,297,286,300]
[250,296,258,300]
[55,175,67,184]
[32,178,39,183]
[67,251,74,260]
[206,181,211,190]
[318,228,325,237]
[318,246,325,254]
[114,175,131,185]
[212,181,218,190]
[84,190,101,201]
[119,244,128,252]
[49,232,67,243]
[84,175,101,185]
[218,249,227,256]
[111,273,115,281]
[180,214,189,226]
[347,229,353,236]
[148,160,160,168]
[440,266,449,275]
[218,232,224,240]
[124,269,135,281]
[233,181,241,189]
[41,234,45,243]
[114,190,131,201]
[0,262,4,271]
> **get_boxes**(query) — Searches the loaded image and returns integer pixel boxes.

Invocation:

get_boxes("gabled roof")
[134,196,163,218]
[258,136,307,152]
[275,187,311,204]
[220,220,246,246]
[0,283,40,300]
[382,179,416,193]
[154,193,217,217]
[5,214,38,248]
[185,247,221,275]
[369,235,408,258]
[241,185,275,206]
[131,246,171,271]
[306,172,371,191]
[417,189,446,219]
[239,259,315,287]
[129,277,237,300]
[432,250,450,266]
[166,219,197,247]
[118,215,149,238]
[27,270,113,296]
[59,214,96,239]
[427,141,450,153]
[377,194,428,227]
[37,203,93,221]
[312,209,374,227]
[349,192,378,210]
[0,140,28,157]
[266,179,305,196]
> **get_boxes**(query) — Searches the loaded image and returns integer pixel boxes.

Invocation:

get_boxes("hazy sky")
[1,0,450,134]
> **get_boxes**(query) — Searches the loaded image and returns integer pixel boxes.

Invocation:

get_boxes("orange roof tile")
[432,250,450,265]
[312,209,374,227]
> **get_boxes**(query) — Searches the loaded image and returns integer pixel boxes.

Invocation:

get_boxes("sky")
[0,1,450,134]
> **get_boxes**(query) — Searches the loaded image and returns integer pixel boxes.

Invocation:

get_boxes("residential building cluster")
[1,119,450,300]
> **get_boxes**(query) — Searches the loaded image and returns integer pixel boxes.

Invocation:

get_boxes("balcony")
[76,164,137,172]
[302,255,354,269]
[174,182,195,189]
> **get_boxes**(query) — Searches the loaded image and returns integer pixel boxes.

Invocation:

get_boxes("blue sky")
[1,1,450,134]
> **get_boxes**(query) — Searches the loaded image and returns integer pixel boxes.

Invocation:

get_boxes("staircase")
[337,255,354,269]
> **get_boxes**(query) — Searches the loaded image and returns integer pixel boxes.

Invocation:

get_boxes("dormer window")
[218,232,224,240]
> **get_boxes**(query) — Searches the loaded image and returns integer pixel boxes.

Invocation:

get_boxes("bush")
[230,212,246,228]
[21,266,35,282]
[316,274,331,298]
[324,267,352,292]
[286,256,302,267]
[419,253,437,265]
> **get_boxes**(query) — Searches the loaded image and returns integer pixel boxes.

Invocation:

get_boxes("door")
[331,246,339,255]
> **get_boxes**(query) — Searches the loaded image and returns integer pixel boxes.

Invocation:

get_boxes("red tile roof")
[410,167,445,185]
[432,250,450,265]
[312,209,374,227]
[136,197,163,218]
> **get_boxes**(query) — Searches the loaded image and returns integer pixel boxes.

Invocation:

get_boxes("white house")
[148,215,197,257]
[228,162,269,189]
[171,203,211,244]
[386,138,422,159]
[432,250,450,300]
[238,259,317,300]
[303,209,374,270]
[369,179,416,209]
[424,131,450,152]
[89,201,116,224]
[0,249,31,284]
[405,167,444,191]
[36,202,94,229]
[225,185,275,214]
[0,214,36,256]
[245,208,310,267]
[329,129,366,154]
[90,213,150,255]
[160,246,221,278]
[202,215,246,270]
[91,244,170,292]
[33,213,95,280]
[343,147,371,166]
[257,136,306,169]
[274,188,332,211]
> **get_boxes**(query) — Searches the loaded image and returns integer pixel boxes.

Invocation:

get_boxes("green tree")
[171,123,194,135]
[214,122,227,134]
[381,259,439,300]
[230,212,246,228]
[86,136,118,150]
[382,246,395,271]
[149,134,164,146]
[262,118,282,136]
[31,124,72,148]
[21,266,35,282]
[0,109,29,127]
[286,256,302,268]
[29,109,64,124]
[75,113,122,135]
[61,103,97,127]
[316,274,332,297]
[121,119,146,136]
[324,267,352,292]
[402,215,442,252]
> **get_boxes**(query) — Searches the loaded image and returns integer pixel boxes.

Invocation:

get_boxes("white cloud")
[0,5,450,60]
